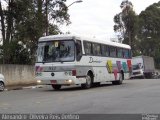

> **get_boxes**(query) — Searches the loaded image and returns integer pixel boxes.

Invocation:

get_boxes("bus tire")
[52,85,61,90]
[93,82,101,87]
[81,74,92,89]
[112,72,124,85]
[0,81,5,91]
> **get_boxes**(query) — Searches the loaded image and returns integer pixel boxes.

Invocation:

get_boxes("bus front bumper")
[36,76,86,85]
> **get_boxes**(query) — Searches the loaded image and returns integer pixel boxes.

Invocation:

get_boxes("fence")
[0,64,36,86]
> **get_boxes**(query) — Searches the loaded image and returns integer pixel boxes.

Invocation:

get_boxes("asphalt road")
[1,79,160,114]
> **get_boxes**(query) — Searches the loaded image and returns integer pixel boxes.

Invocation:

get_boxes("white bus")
[35,35,132,90]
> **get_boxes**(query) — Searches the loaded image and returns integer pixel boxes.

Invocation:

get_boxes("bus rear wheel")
[112,73,124,85]
[52,85,61,90]
[81,74,92,89]
[93,82,101,87]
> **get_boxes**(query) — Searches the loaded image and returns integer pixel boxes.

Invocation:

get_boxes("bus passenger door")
[76,40,82,61]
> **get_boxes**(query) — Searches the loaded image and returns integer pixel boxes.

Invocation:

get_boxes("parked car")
[0,74,5,91]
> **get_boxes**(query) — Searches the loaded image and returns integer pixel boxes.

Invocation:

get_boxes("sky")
[60,0,160,41]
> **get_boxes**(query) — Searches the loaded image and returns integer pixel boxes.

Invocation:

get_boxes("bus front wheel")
[52,85,61,90]
[81,75,92,89]
[0,82,5,91]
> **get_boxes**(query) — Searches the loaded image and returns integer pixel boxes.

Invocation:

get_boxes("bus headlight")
[68,80,73,83]
[37,80,42,84]
[65,80,73,84]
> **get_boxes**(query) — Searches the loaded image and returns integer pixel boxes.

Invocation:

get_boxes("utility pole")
[45,0,49,36]
[67,0,83,8]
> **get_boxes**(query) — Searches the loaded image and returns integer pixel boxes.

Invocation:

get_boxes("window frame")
[83,40,131,59]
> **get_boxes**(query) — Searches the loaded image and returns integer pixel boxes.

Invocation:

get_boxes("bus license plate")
[51,80,57,84]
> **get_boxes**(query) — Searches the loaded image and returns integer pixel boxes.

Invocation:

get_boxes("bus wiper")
[59,58,63,64]
[42,58,46,64]
[42,61,45,64]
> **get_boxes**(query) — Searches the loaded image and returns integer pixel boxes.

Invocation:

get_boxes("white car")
[0,74,5,91]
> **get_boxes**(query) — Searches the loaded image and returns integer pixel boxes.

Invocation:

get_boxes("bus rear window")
[123,49,131,59]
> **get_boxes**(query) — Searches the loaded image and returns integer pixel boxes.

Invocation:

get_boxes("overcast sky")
[60,0,160,40]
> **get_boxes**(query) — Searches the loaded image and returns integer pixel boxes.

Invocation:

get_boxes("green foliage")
[114,1,160,68]
[138,1,160,68]
[114,13,125,37]
[113,0,139,56]
[49,24,62,35]
[0,0,70,64]
[123,11,139,55]
[0,41,31,64]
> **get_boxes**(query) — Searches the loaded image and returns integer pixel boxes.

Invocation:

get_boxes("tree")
[113,0,139,55]
[0,1,5,43]
[0,0,70,64]
[138,1,160,68]
[0,0,16,63]
[44,0,70,35]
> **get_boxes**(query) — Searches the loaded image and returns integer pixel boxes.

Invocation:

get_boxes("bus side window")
[117,48,123,58]
[93,43,101,56]
[123,49,129,58]
[110,46,116,57]
[76,40,82,61]
[84,41,92,55]
[102,45,109,57]
[129,50,132,58]
[122,49,126,58]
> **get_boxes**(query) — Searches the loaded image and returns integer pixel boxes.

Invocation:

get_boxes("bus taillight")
[35,66,43,72]
[72,70,77,76]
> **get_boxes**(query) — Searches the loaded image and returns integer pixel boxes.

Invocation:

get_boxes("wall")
[0,64,36,86]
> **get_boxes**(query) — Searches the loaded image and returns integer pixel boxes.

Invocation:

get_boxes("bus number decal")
[54,42,59,47]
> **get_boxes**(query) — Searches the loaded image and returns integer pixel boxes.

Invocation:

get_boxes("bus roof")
[39,34,131,49]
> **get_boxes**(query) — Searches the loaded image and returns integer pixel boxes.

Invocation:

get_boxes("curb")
[22,85,44,89]
[5,85,44,91]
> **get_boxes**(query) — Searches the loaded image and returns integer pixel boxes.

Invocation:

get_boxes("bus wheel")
[0,82,5,91]
[81,75,92,89]
[112,73,124,85]
[52,85,61,90]
[93,82,101,87]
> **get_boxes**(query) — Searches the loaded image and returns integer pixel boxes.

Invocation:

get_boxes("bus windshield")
[36,40,75,63]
